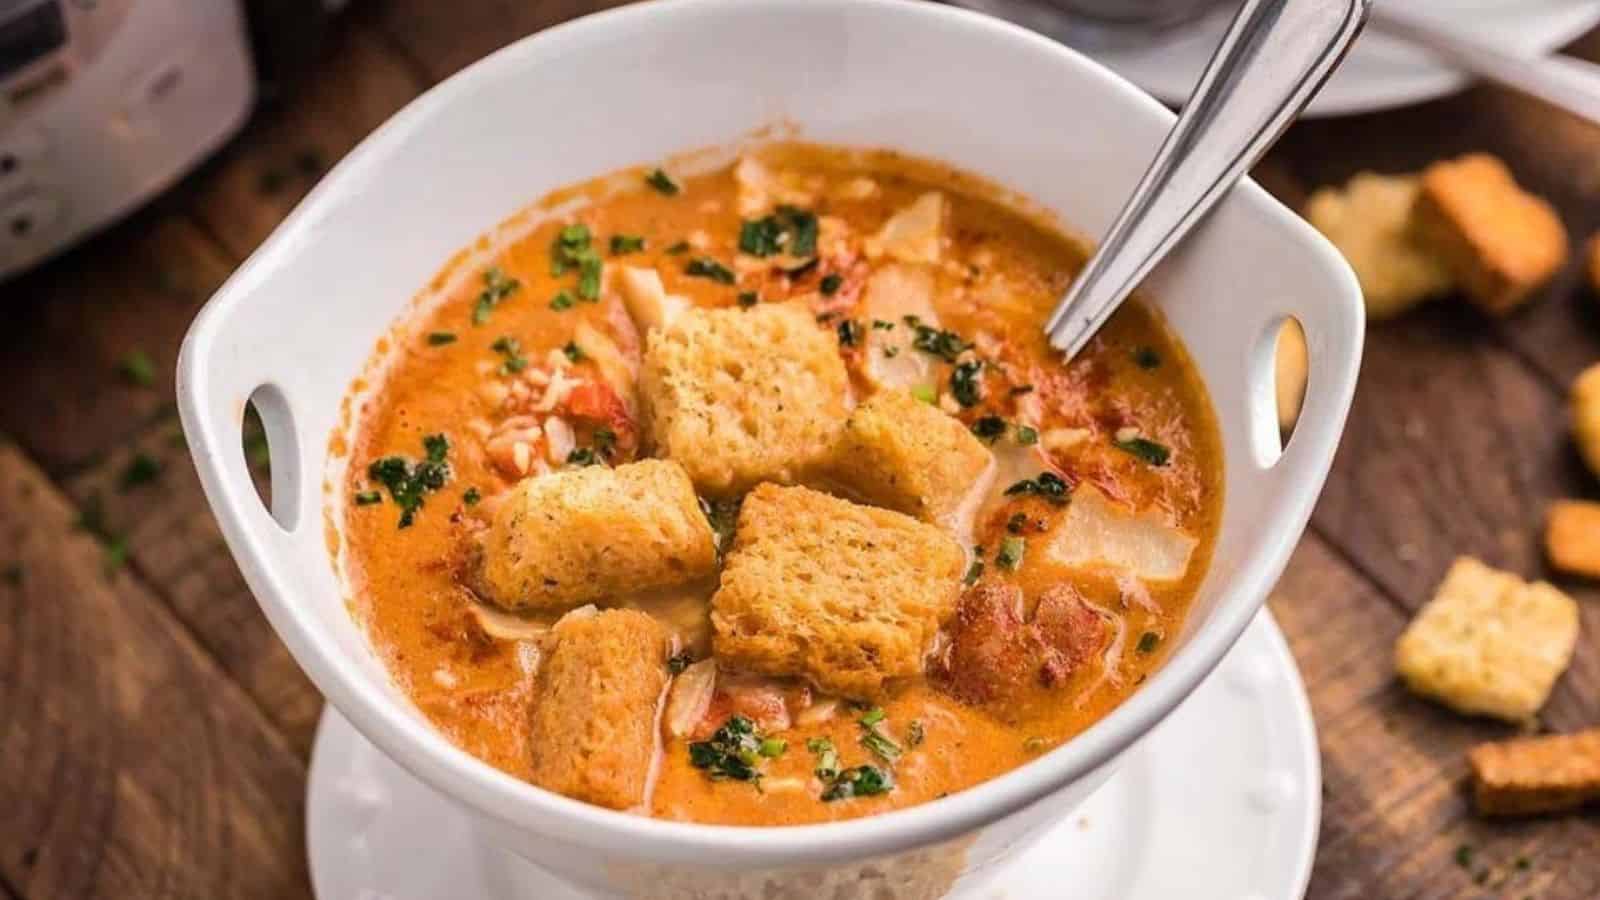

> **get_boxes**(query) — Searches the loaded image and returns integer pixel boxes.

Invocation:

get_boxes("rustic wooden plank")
[186,20,424,261]
[62,417,321,757]
[0,213,234,475]
[1307,302,1600,731]
[1274,536,1600,900]
[372,0,633,84]
[0,440,310,900]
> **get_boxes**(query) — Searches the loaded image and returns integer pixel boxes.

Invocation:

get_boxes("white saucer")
[306,610,1320,900]
[958,0,1600,117]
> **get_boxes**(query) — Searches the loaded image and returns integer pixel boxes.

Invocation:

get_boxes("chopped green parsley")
[808,737,841,780]
[667,652,694,675]
[1006,512,1028,534]
[562,341,585,363]
[1016,424,1039,445]
[471,266,521,325]
[950,361,984,407]
[911,384,938,405]
[906,317,972,362]
[462,487,481,506]
[837,319,863,348]
[1004,471,1070,505]
[550,225,603,300]
[645,168,680,195]
[739,205,818,258]
[872,319,895,330]
[964,559,985,585]
[491,336,528,375]
[737,291,759,308]
[970,416,1007,443]
[819,272,844,296]
[365,434,450,528]
[426,331,457,346]
[665,240,690,255]
[1114,436,1172,467]
[1137,631,1161,653]
[353,490,382,506]
[859,707,886,727]
[549,291,575,311]
[821,765,893,802]
[997,536,1026,571]
[688,716,764,784]
[685,257,736,285]
[1134,346,1162,369]
[759,738,788,758]
[566,447,601,467]
[609,234,646,255]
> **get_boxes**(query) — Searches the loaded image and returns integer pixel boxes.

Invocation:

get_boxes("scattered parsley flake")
[859,708,887,727]
[119,351,156,387]
[1134,346,1162,369]
[950,360,984,407]
[1006,512,1028,534]
[971,416,1007,443]
[645,168,680,195]
[119,453,162,491]
[549,291,575,311]
[759,738,788,758]
[1004,471,1070,505]
[1136,631,1161,653]
[820,273,844,296]
[1114,436,1171,466]
[426,331,457,346]
[808,737,841,780]
[462,487,481,506]
[668,652,694,675]
[365,434,450,528]
[563,341,584,363]
[689,716,764,784]
[471,266,521,325]
[1016,424,1039,446]
[872,319,895,330]
[837,319,863,348]
[609,234,645,255]
[821,765,893,801]
[737,291,758,308]
[566,447,601,467]
[997,536,1025,571]
[911,384,937,405]
[964,559,985,585]
[353,490,383,506]
[685,257,736,285]
[1454,845,1474,870]
[665,240,690,255]
[739,205,818,259]
[908,319,972,362]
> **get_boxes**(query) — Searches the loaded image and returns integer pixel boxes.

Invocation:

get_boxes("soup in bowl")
[177,1,1361,896]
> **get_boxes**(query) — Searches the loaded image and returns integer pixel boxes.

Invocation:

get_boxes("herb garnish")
[837,319,863,348]
[1136,631,1161,653]
[872,319,895,331]
[491,336,529,374]
[821,765,894,802]
[427,331,457,346]
[820,273,843,296]
[1134,346,1162,369]
[685,257,736,285]
[645,168,680,195]
[592,426,617,459]
[688,716,765,783]
[119,453,162,491]
[354,490,382,506]
[905,316,973,362]
[964,559,985,585]
[365,434,450,528]
[119,350,157,387]
[997,536,1026,571]
[737,291,758,308]
[1004,471,1070,505]
[911,384,938,405]
[462,487,481,506]
[667,652,694,675]
[857,710,903,764]
[759,738,788,758]
[550,225,603,301]
[472,266,521,325]
[566,447,601,467]
[665,240,690,255]
[971,416,1007,443]
[1016,424,1039,446]
[739,205,818,259]
[1114,436,1172,467]
[808,737,841,780]
[550,291,575,311]
[610,234,645,255]
[562,341,585,363]
[859,707,886,727]
[1006,512,1028,535]
[950,360,984,407]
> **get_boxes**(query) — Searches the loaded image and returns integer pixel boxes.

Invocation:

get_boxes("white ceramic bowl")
[178,1,1362,897]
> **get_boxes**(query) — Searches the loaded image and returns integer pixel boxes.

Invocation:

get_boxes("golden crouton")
[1588,234,1600,296]
[640,302,849,496]
[825,389,994,526]
[1411,154,1568,316]
[1275,319,1308,433]
[1304,172,1453,320]
[529,609,672,810]
[1574,362,1600,479]
[1394,557,1579,722]
[710,484,965,699]
[473,459,717,611]
[1468,728,1600,817]
[1546,500,1600,579]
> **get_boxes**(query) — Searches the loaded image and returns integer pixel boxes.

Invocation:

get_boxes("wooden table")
[2,3,1597,897]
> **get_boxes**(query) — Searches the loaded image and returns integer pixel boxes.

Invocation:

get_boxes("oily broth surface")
[339,143,1223,824]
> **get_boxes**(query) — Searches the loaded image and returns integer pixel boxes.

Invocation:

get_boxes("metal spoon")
[1046,0,1371,358]
[1370,5,1600,128]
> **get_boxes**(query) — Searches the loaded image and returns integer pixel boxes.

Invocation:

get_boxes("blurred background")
[0,1,1597,898]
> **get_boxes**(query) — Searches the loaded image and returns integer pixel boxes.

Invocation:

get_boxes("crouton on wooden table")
[1588,233,1600,296]
[825,388,994,526]
[1410,154,1568,316]
[1468,729,1600,817]
[528,609,673,810]
[640,302,849,496]
[1304,172,1453,319]
[1574,362,1600,479]
[710,483,965,699]
[1545,499,1600,579]
[1394,557,1579,723]
[472,459,717,611]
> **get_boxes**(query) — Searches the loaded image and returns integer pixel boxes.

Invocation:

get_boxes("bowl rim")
[179,0,1362,868]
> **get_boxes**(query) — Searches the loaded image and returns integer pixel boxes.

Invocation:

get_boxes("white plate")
[958,0,1600,117]
[306,610,1320,900]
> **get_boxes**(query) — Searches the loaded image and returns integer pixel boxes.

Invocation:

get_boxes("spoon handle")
[1046,0,1370,357]
[1371,6,1600,128]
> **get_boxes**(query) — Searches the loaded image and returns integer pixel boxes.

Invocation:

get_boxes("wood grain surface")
[2,2,1598,897]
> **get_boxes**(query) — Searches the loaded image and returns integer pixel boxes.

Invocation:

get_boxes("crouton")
[1276,318,1308,433]
[1468,728,1600,817]
[868,193,945,264]
[1411,154,1568,315]
[1588,234,1600,296]
[1394,557,1579,722]
[1305,172,1453,319]
[825,389,994,526]
[640,302,849,496]
[529,609,672,810]
[472,459,717,611]
[1574,362,1600,479]
[1546,500,1600,578]
[710,484,965,699]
